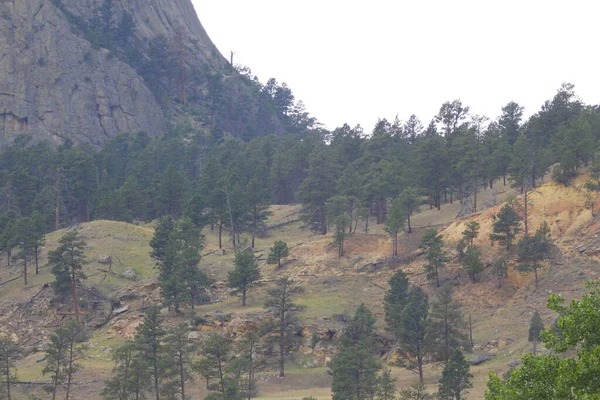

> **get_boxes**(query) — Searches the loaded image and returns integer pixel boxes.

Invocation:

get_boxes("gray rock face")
[0,0,167,146]
[0,0,228,146]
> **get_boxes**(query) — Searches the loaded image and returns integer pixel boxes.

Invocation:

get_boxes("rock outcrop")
[0,0,170,145]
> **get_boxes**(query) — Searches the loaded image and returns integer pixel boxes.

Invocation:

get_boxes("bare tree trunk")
[23,255,27,286]
[71,270,79,322]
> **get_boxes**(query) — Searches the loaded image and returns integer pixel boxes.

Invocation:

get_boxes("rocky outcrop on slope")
[0,0,167,146]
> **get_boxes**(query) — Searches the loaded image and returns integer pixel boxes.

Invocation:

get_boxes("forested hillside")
[0,83,595,244]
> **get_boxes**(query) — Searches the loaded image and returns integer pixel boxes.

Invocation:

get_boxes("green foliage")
[101,341,150,400]
[266,240,289,268]
[327,195,352,257]
[461,244,483,283]
[384,197,406,257]
[383,270,410,334]
[48,230,87,317]
[329,304,381,400]
[438,349,473,400]
[134,307,167,399]
[485,281,600,399]
[150,217,209,311]
[42,321,87,400]
[227,248,261,306]
[376,369,396,400]
[490,204,521,250]
[399,383,435,400]
[162,324,197,399]
[420,229,449,287]
[194,333,232,396]
[429,284,470,361]
[529,311,544,355]
[264,277,305,377]
[0,335,20,400]
[462,221,480,245]
[516,221,551,287]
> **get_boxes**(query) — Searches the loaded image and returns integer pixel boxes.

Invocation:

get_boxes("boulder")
[124,268,137,281]
[468,354,492,365]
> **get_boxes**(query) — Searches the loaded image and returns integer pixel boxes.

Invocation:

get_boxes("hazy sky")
[192,1,599,131]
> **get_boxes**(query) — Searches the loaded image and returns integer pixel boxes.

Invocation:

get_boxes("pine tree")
[394,286,430,382]
[462,221,480,245]
[376,369,396,400]
[14,217,36,285]
[264,277,305,377]
[516,221,551,288]
[228,248,261,306]
[399,383,435,400]
[163,323,196,400]
[528,311,544,355]
[298,143,337,235]
[101,341,150,400]
[438,349,473,400]
[194,333,231,395]
[490,204,521,251]
[266,240,289,268]
[0,335,20,400]
[461,244,483,282]
[49,230,87,321]
[420,229,449,287]
[384,270,410,336]
[385,197,406,257]
[399,188,421,233]
[329,304,381,400]
[43,321,87,400]
[429,284,470,361]
[135,308,166,400]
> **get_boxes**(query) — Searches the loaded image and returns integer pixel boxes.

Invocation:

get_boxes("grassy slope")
[5,176,600,399]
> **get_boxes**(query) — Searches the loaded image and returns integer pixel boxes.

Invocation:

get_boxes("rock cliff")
[0,0,239,146]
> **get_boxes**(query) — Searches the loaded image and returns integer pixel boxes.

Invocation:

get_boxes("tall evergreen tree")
[490,204,521,251]
[429,284,470,361]
[528,311,544,355]
[48,230,87,321]
[134,308,166,400]
[264,277,305,377]
[329,304,381,400]
[420,229,449,287]
[438,349,473,400]
[228,248,261,306]
[385,197,406,257]
[0,335,20,400]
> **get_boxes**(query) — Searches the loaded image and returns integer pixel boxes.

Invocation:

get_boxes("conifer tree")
[329,304,381,400]
[384,270,410,334]
[420,229,449,287]
[528,311,544,355]
[49,230,87,321]
[43,321,87,400]
[399,188,421,233]
[376,369,397,400]
[135,308,166,400]
[266,240,289,268]
[490,204,521,251]
[399,383,435,400]
[462,221,480,245]
[15,217,36,285]
[461,244,483,282]
[0,335,20,400]
[101,341,150,400]
[429,284,470,361]
[516,221,551,288]
[395,286,430,382]
[194,333,232,396]
[438,349,473,400]
[228,248,261,306]
[163,323,196,400]
[264,277,305,377]
[385,197,405,257]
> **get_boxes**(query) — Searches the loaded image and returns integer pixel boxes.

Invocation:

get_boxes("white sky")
[192,0,600,131]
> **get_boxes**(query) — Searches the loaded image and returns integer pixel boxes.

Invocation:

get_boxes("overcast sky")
[192,0,599,132]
